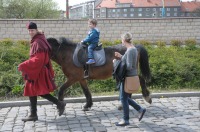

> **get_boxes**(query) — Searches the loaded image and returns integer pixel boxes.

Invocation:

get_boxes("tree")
[0,0,61,19]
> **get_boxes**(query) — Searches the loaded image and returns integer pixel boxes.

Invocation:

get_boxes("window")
[153,8,156,11]
[123,14,127,17]
[167,13,170,16]
[113,9,115,12]
[146,8,150,11]
[117,9,120,12]
[138,13,142,17]
[174,8,177,11]
[112,14,116,17]
[167,8,170,11]
[130,14,134,17]
[101,9,105,12]
[130,8,134,12]
[174,13,177,16]
[124,9,127,12]
[138,8,142,11]
[146,13,150,16]
[116,14,120,17]
[160,8,162,11]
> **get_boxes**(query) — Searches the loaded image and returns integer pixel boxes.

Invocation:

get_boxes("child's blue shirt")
[83,28,100,45]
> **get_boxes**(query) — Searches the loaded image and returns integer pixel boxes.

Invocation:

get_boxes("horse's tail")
[137,45,151,82]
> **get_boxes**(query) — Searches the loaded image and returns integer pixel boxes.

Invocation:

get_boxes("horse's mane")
[58,37,77,46]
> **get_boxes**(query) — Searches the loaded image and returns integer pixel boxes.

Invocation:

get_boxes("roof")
[96,0,181,8]
[133,0,180,7]
[181,1,200,12]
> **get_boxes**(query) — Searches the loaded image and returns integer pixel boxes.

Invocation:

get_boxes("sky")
[53,0,194,11]
[53,0,92,11]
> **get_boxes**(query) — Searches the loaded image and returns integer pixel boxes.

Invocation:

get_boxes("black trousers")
[29,94,59,114]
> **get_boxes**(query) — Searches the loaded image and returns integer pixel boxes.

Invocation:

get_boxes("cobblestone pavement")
[0,97,199,132]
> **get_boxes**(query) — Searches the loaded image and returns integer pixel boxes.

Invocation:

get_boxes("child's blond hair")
[88,19,97,26]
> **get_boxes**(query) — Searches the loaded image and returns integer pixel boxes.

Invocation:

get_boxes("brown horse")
[47,37,152,110]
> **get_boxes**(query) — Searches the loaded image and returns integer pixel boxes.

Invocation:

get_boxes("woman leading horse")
[47,37,152,111]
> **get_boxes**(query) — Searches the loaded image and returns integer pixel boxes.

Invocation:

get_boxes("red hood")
[30,33,52,56]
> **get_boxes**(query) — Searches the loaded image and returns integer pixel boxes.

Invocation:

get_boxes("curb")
[0,92,199,108]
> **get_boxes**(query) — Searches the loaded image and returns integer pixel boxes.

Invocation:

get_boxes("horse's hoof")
[144,96,152,104]
[82,107,91,111]
[118,104,123,110]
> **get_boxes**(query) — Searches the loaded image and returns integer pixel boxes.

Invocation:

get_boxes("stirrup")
[84,70,89,79]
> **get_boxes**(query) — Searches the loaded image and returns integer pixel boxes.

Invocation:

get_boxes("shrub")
[16,40,29,46]
[133,40,140,45]
[101,40,113,47]
[139,40,152,47]
[156,40,166,47]
[184,39,197,50]
[0,38,14,47]
[113,39,121,45]
[170,39,182,47]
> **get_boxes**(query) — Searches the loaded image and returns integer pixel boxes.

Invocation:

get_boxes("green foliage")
[89,78,116,93]
[0,38,14,47]
[113,40,121,45]
[155,40,166,47]
[139,40,152,47]
[0,0,60,19]
[133,40,140,45]
[101,40,113,47]
[170,39,182,47]
[184,39,197,50]
[148,46,200,89]
[11,85,24,96]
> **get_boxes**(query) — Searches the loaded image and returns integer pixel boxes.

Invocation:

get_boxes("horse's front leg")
[58,79,76,101]
[79,79,93,111]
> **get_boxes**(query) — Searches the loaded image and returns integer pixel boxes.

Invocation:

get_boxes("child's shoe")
[86,59,95,64]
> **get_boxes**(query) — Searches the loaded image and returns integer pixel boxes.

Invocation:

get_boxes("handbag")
[124,76,140,94]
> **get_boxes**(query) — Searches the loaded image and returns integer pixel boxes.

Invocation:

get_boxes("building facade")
[69,0,95,19]
[94,0,182,18]
[94,6,182,18]
[69,0,200,19]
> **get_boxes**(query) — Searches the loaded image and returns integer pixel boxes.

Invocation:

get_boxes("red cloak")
[18,33,56,96]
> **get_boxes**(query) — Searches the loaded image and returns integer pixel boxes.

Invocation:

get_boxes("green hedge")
[0,39,199,98]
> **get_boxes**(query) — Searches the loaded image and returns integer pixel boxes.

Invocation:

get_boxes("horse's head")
[47,37,76,61]
[47,37,61,60]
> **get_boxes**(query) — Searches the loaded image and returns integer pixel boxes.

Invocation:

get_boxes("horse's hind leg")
[139,76,152,104]
[79,79,93,111]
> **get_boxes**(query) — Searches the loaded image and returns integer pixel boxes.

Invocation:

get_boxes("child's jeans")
[88,43,98,59]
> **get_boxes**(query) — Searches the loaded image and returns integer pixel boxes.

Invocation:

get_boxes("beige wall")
[0,18,200,43]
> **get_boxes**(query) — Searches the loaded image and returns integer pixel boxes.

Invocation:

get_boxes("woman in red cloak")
[18,22,65,122]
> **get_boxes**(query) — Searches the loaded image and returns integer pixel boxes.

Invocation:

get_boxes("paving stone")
[0,97,199,131]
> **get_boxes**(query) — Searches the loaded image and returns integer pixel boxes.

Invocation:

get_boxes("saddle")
[73,43,106,68]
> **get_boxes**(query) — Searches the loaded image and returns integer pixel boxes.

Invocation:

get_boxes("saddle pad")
[73,44,106,67]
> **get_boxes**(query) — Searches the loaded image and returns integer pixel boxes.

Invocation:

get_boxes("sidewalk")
[0,92,200,132]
